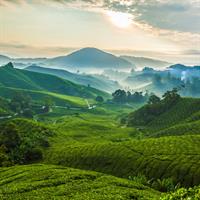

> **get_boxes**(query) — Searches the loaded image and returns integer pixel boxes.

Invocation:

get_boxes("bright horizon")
[1,0,200,65]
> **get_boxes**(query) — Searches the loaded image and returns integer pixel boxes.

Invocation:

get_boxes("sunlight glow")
[107,11,133,29]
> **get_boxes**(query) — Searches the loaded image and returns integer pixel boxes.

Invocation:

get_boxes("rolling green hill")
[0,63,109,99]
[154,120,200,137]
[45,134,200,187]
[127,98,200,135]
[25,65,120,93]
[0,164,160,200]
[0,86,89,107]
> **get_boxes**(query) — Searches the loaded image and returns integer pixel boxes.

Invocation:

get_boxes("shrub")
[24,148,43,163]
[152,178,179,192]
[128,174,150,186]
[96,96,104,103]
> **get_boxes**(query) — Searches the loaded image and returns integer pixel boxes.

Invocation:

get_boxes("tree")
[10,92,32,113]
[0,122,21,151]
[162,88,180,103]
[112,89,127,103]
[95,96,104,103]
[148,94,161,105]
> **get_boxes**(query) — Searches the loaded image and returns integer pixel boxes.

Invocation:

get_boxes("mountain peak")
[47,48,132,69]
[3,62,14,68]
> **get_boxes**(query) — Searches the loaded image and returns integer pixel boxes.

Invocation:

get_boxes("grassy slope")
[36,102,200,187]
[154,120,200,137]
[25,65,119,93]
[127,98,200,136]
[0,63,109,99]
[147,98,200,130]
[0,164,160,200]
[45,134,200,187]
[0,86,88,107]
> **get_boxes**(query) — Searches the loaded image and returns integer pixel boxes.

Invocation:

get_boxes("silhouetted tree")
[148,94,161,105]
[162,88,180,104]
[112,89,127,103]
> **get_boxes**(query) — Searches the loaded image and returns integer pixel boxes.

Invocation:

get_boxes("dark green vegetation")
[1,62,200,199]
[0,118,54,166]
[112,89,149,104]
[127,91,200,136]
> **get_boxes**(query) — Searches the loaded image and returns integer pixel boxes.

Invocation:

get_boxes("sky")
[0,0,200,65]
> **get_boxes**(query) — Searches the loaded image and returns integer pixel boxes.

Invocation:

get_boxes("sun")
[106,11,133,29]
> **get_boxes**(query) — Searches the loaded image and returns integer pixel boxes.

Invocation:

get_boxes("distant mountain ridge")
[0,54,47,64]
[121,55,171,69]
[45,48,132,70]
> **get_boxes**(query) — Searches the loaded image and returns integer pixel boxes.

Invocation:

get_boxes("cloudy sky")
[0,0,200,64]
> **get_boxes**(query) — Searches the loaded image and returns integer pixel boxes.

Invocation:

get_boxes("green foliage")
[0,122,21,150]
[129,175,180,193]
[112,89,127,103]
[0,164,160,199]
[162,88,181,105]
[161,186,200,200]
[0,145,11,167]
[148,94,161,105]
[151,178,179,193]
[0,119,54,165]
[128,174,150,186]
[10,92,32,112]
[112,89,148,104]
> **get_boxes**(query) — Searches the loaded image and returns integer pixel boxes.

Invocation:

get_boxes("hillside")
[25,65,120,93]
[127,98,200,133]
[0,63,109,99]
[46,48,132,70]
[0,86,90,107]
[45,135,200,187]
[0,164,160,200]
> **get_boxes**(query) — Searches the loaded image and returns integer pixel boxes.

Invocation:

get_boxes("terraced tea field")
[45,135,200,187]
[0,164,160,200]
